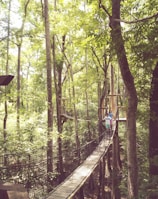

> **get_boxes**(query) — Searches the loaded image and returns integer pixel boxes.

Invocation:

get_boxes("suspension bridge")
[46,116,126,199]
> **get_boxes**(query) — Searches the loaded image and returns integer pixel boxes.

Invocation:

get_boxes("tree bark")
[110,0,138,198]
[149,62,158,175]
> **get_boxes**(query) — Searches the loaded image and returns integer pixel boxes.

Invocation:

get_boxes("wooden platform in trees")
[116,117,126,122]
[0,183,29,199]
[47,135,112,199]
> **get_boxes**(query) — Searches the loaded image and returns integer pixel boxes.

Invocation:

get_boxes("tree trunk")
[85,48,91,141]
[52,34,65,181]
[98,79,107,140]
[44,0,53,189]
[110,0,138,198]
[111,123,121,199]
[110,65,116,114]
[70,63,80,164]
[17,44,21,138]
[16,0,30,142]
[149,62,158,175]
[92,48,108,140]
[3,0,11,166]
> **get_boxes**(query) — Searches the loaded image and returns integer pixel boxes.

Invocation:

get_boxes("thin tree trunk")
[92,48,109,139]
[110,65,116,114]
[98,79,108,140]
[52,35,64,181]
[70,63,80,164]
[16,0,30,141]
[3,0,11,166]
[85,48,91,141]
[44,0,53,189]
[52,0,64,181]
[17,44,21,138]
[110,0,138,198]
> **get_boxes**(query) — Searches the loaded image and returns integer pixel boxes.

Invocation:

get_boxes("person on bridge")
[108,111,113,119]
[104,113,112,132]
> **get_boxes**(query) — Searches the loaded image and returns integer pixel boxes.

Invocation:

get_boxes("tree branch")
[99,0,111,18]
[99,0,158,24]
[116,12,158,24]
[61,113,91,122]
[91,46,103,69]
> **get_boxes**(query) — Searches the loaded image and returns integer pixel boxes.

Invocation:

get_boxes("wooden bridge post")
[97,156,105,199]
[78,187,84,199]
[88,174,94,192]
[101,155,105,198]
[0,183,29,199]
[104,147,112,198]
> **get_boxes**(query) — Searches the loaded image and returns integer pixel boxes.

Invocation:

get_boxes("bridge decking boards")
[47,135,112,199]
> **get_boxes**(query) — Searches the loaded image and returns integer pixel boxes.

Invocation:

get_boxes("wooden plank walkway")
[47,135,112,199]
